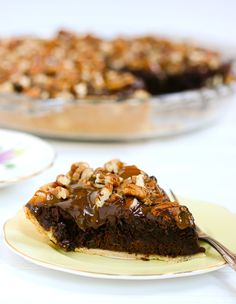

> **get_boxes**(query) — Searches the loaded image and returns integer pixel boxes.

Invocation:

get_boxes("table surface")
[1,99,236,304]
[1,1,236,303]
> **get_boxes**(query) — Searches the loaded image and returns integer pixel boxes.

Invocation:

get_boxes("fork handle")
[201,236,236,271]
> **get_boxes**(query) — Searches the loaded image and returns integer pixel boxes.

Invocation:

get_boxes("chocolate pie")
[0,30,233,100]
[25,160,205,259]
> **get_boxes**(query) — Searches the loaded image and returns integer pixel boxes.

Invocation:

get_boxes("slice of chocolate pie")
[25,160,205,258]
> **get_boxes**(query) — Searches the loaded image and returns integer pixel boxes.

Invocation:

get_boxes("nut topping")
[129,198,139,209]
[135,174,145,187]
[32,191,47,204]
[70,162,89,181]
[50,186,69,199]
[104,159,124,173]
[56,174,70,186]
[120,183,147,200]
[29,159,170,209]
[0,30,232,102]
[80,167,93,182]
[95,184,113,207]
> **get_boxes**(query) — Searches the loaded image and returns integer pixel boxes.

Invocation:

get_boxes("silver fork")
[169,190,236,271]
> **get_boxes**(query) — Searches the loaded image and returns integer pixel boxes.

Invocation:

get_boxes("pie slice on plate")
[25,159,205,260]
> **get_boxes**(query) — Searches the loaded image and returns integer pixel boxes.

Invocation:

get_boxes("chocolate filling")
[26,187,204,256]
[124,62,231,95]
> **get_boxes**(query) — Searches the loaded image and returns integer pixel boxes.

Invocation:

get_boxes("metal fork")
[169,190,236,271]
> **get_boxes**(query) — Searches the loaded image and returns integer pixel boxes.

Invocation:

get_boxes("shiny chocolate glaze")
[28,183,194,231]
[25,162,204,256]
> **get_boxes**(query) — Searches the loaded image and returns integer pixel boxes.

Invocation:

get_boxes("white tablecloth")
[1,99,236,304]
[0,1,236,303]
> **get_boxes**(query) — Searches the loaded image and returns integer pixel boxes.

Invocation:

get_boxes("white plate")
[4,199,236,280]
[0,129,55,187]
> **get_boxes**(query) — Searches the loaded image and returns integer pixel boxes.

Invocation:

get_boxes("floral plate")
[0,129,55,187]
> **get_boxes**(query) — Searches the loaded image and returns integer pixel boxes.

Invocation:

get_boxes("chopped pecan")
[129,198,140,209]
[50,186,69,199]
[135,174,145,187]
[56,174,71,186]
[95,184,113,207]
[70,162,89,181]
[31,191,47,204]
[120,183,147,200]
[80,167,93,182]
[94,168,121,188]
[104,173,121,187]
[104,159,124,174]
[94,172,106,188]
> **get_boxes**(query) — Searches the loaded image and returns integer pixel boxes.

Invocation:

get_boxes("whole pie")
[25,159,205,259]
[0,30,234,138]
[0,30,233,100]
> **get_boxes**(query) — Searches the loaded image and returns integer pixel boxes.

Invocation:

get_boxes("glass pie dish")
[0,82,235,141]
[0,30,235,141]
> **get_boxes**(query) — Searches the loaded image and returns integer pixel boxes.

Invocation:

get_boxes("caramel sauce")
[51,188,126,230]
[119,165,141,179]
[30,178,193,231]
[55,188,99,230]
[176,209,194,229]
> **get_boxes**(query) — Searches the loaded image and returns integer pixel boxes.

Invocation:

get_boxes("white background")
[0,0,235,44]
[0,0,236,303]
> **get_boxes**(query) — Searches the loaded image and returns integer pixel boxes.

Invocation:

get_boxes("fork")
[169,190,236,271]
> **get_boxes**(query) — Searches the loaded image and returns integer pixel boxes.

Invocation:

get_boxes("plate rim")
[4,198,234,280]
[2,230,226,280]
[0,129,56,186]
